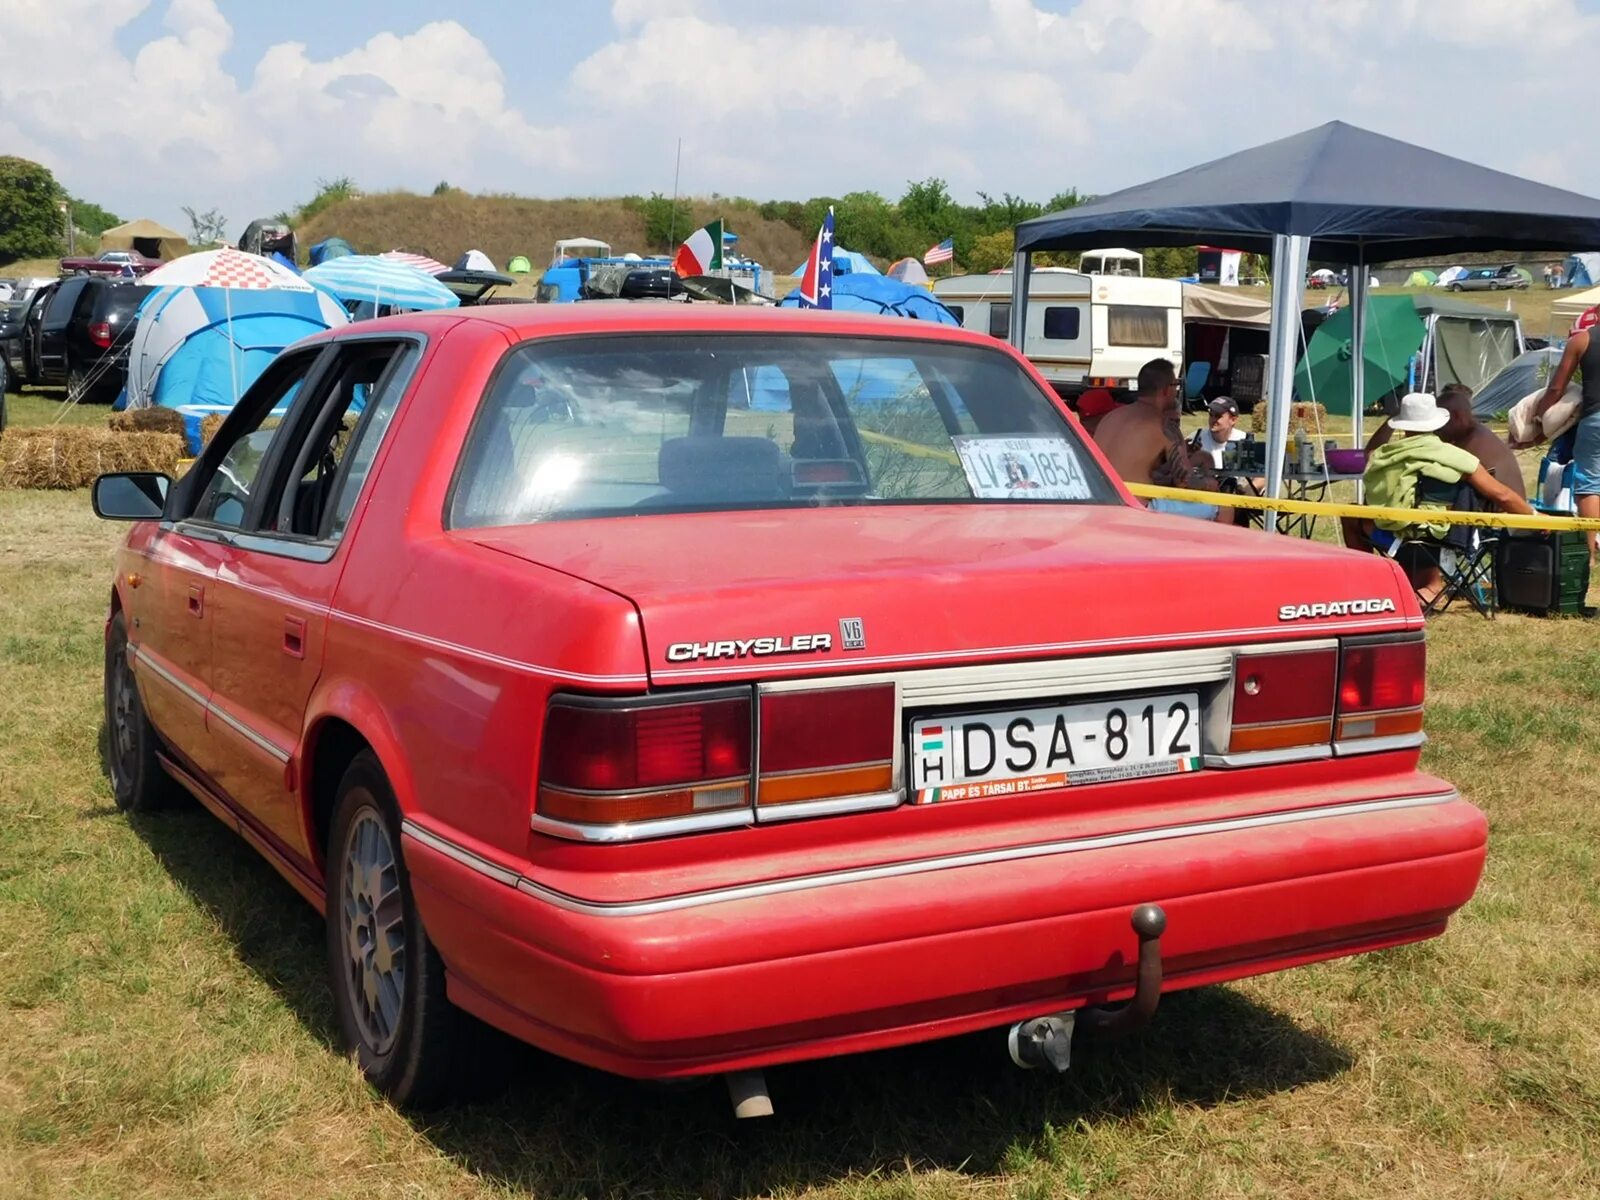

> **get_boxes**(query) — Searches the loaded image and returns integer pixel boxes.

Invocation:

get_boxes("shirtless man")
[1342,383,1526,550]
[1094,358,1230,522]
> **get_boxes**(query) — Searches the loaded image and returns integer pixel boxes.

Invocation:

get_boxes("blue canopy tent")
[778,273,959,324]
[125,286,348,451]
[1013,120,1600,524]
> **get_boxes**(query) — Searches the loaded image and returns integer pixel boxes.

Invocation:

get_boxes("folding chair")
[1382,477,1499,618]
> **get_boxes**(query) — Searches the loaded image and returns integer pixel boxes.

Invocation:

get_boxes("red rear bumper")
[402,787,1485,1078]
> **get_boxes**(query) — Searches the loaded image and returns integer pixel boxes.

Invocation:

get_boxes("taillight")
[1227,647,1337,755]
[1336,636,1426,746]
[757,684,896,813]
[536,692,752,834]
[89,321,112,348]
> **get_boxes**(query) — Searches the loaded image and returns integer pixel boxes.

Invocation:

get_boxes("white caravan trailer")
[932,270,1183,396]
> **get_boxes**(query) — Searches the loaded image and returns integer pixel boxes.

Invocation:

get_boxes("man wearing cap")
[1192,397,1246,468]
[1074,387,1118,438]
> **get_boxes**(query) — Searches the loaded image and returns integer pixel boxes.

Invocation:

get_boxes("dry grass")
[2,392,1598,1196]
[298,193,814,281]
[108,408,186,436]
[0,428,184,489]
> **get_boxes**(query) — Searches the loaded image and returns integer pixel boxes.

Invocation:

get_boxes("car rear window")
[448,333,1117,527]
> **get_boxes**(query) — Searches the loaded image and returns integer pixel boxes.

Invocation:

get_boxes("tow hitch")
[1007,902,1168,1072]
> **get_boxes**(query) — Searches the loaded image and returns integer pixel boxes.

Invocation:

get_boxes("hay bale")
[0,428,186,490]
[199,414,225,447]
[108,407,186,435]
[1250,400,1329,435]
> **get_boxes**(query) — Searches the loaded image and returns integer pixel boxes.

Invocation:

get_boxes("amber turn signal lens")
[757,763,894,806]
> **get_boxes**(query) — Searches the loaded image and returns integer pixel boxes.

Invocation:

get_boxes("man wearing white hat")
[1359,393,1531,600]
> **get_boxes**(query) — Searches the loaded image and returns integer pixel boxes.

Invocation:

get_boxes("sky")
[5,0,1600,242]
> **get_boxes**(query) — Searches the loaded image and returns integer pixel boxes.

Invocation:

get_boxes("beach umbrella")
[304,255,460,310]
[140,247,312,291]
[1294,295,1426,413]
[380,250,449,276]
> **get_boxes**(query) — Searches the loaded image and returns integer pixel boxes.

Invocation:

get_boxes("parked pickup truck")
[59,250,159,276]
[91,304,1485,1117]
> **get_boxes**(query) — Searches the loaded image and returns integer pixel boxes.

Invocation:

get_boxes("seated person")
[1357,393,1532,602]
[1342,383,1525,550]
[1191,396,1247,467]
[1094,358,1232,523]
[1074,387,1118,438]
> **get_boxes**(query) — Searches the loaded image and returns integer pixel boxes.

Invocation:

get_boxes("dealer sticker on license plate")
[909,693,1201,803]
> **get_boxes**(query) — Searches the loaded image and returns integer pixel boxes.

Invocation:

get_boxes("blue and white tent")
[778,273,960,325]
[125,286,348,451]
[789,246,881,277]
[1564,252,1600,289]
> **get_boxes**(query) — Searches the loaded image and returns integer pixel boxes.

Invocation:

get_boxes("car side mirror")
[92,472,171,521]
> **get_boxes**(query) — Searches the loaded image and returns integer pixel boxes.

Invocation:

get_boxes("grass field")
[3,417,1600,1197]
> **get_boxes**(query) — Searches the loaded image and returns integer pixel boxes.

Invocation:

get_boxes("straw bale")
[109,407,187,435]
[0,428,186,490]
[1249,400,1329,434]
[199,414,226,446]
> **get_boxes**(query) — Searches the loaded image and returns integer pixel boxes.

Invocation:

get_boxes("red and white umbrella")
[140,247,312,291]
[380,250,449,276]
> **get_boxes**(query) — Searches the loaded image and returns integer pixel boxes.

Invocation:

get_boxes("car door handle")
[282,616,306,659]
[187,584,204,617]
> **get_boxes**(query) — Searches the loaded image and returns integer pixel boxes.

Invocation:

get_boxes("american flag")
[923,236,954,265]
[799,206,835,309]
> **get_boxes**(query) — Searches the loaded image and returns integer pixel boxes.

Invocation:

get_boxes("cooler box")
[1495,529,1591,615]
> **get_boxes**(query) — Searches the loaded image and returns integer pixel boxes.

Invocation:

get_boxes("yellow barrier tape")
[851,428,1597,533]
[1129,481,1600,533]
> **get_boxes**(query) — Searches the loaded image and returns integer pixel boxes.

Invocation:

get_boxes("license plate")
[909,693,1201,803]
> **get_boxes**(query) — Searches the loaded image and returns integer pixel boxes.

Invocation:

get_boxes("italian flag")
[673,219,724,277]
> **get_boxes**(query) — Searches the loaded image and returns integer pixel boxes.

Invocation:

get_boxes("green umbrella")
[1294,295,1426,413]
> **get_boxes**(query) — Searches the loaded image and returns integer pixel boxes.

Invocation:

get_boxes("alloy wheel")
[339,803,407,1055]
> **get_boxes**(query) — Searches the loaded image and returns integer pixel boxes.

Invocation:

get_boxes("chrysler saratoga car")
[92,305,1486,1115]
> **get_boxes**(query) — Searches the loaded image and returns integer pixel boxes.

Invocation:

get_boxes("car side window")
[264,341,416,541]
[42,281,86,332]
[188,357,317,529]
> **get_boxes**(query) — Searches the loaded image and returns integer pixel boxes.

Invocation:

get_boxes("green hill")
[296,192,813,278]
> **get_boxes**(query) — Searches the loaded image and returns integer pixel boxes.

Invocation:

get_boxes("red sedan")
[92,305,1485,1114]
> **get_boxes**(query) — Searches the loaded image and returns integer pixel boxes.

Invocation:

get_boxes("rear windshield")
[449,333,1117,527]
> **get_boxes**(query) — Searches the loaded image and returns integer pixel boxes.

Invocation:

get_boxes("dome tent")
[310,237,354,265]
[1405,269,1438,287]
[125,285,348,451]
[778,273,959,324]
[886,257,931,286]
[507,255,533,274]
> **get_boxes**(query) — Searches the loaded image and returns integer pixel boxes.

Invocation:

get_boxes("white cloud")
[6,0,1600,239]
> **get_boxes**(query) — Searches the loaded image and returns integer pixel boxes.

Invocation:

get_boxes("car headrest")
[658,436,788,501]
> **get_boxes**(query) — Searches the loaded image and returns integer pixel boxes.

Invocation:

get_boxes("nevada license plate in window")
[909,693,1201,803]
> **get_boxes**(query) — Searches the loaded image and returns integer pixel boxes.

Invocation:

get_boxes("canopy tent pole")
[1008,250,1031,350]
[1264,233,1309,532]
[1349,247,1367,501]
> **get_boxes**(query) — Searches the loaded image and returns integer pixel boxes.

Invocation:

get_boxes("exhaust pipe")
[1078,903,1168,1038]
[725,1069,773,1119]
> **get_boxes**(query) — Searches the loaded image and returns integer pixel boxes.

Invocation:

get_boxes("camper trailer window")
[987,303,1011,340]
[945,305,964,324]
[1043,307,1081,340]
[1107,305,1167,347]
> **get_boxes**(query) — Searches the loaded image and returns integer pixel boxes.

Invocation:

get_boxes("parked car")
[59,249,160,276]
[22,276,143,401]
[1448,267,1526,292]
[91,305,1486,1114]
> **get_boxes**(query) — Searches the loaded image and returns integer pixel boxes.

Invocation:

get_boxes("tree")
[968,230,1016,274]
[68,195,120,237]
[0,156,65,262]
[640,192,693,249]
[182,205,228,246]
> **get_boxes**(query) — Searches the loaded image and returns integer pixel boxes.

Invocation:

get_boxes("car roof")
[324,302,1005,352]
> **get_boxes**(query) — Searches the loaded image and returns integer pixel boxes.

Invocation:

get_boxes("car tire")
[1448,283,1463,292]
[326,751,477,1108]
[104,611,184,812]
[67,363,91,404]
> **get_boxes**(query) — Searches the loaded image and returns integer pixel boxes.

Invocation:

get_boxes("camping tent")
[99,219,186,262]
[1564,252,1600,288]
[790,247,881,277]
[1437,266,1468,286]
[886,257,931,286]
[125,286,348,449]
[456,249,497,272]
[1412,293,1523,397]
[1471,347,1563,418]
[1406,269,1438,287]
[778,274,958,324]
[1182,285,1270,327]
[507,255,533,274]
[1553,283,1600,321]
[310,237,354,266]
